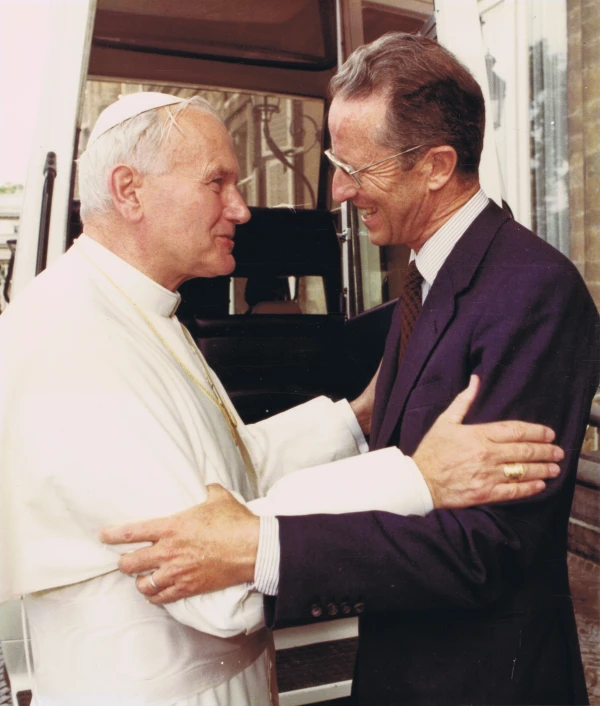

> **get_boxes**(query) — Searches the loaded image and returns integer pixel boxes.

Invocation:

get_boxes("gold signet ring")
[503,463,525,482]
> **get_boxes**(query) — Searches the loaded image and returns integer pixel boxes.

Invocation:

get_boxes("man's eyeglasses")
[324,144,425,188]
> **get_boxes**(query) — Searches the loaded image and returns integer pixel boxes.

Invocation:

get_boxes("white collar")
[76,234,181,318]
[412,189,489,287]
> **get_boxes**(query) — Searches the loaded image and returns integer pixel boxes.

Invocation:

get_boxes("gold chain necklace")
[75,242,259,495]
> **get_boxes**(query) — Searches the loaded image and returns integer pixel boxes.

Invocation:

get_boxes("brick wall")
[568,0,600,308]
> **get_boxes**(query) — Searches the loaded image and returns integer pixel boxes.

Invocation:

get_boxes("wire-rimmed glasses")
[324,144,425,187]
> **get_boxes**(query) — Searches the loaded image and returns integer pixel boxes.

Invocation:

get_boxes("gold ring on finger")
[503,463,525,482]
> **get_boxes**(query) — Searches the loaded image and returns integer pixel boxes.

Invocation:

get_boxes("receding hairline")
[328,88,395,148]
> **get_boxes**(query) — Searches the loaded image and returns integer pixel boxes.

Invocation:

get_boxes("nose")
[225,187,251,224]
[331,168,359,204]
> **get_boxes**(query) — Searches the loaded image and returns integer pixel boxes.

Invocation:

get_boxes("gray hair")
[330,33,485,176]
[78,96,222,222]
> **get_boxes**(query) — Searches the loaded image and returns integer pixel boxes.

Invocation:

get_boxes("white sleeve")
[249,448,433,597]
[242,396,364,494]
[249,447,433,517]
[165,584,265,638]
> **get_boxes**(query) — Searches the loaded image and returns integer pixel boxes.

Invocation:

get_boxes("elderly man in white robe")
[0,93,563,706]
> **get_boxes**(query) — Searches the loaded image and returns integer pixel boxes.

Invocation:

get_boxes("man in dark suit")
[103,33,599,705]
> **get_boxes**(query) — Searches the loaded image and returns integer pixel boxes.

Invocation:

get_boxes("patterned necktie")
[399,260,424,362]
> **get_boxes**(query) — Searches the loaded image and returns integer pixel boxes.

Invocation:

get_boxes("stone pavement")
[569,552,600,705]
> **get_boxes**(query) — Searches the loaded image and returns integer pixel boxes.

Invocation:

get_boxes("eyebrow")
[205,164,239,181]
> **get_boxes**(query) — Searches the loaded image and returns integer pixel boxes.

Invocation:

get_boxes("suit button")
[340,602,352,615]
[326,602,339,616]
[353,601,365,614]
[310,603,323,618]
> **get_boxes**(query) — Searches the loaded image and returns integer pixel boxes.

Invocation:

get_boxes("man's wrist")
[411,446,441,508]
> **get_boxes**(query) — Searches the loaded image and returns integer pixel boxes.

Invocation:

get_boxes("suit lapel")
[370,298,402,447]
[371,202,511,451]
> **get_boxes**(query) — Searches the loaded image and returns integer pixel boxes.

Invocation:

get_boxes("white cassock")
[0,235,432,706]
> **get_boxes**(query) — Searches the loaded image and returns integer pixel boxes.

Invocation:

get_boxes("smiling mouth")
[358,207,377,219]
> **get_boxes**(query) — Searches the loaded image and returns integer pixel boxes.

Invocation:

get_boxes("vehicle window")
[231,275,327,315]
[77,80,324,210]
[356,218,409,311]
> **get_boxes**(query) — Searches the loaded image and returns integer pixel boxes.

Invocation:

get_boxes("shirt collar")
[76,234,181,318]
[412,189,489,287]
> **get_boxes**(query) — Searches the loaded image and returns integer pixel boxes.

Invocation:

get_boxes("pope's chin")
[214,238,237,275]
[223,255,236,275]
[214,253,236,277]
[188,254,236,281]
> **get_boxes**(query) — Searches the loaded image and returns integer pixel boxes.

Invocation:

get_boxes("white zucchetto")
[87,92,185,147]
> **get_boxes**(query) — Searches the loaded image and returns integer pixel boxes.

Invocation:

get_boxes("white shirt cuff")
[335,399,369,454]
[253,515,280,596]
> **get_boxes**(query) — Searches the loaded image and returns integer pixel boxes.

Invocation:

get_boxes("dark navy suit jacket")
[268,202,599,705]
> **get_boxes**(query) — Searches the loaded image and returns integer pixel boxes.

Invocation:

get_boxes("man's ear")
[107,164,144,223]
[425,146,458,192]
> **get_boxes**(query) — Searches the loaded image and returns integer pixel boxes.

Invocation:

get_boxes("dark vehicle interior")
[181,207,347,423]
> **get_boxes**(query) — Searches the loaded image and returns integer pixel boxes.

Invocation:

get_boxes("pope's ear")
[425,146,458,191]
[107,164,143,222]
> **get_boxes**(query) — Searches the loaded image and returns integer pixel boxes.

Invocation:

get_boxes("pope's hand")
[412,375,563,508]
[100,484,259,604]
